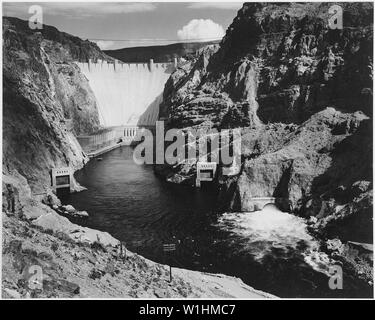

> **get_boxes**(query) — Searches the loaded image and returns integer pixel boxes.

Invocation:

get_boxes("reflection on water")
[61,146,372,298]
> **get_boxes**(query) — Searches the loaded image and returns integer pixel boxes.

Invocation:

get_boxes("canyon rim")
[1,1,373,302]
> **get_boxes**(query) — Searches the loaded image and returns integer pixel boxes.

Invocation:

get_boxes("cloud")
[187,3,243,10]
[95,40,115,50]
[3,2,157,18]
[177,19,225,42]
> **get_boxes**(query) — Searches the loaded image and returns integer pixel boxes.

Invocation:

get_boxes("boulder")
[60,205,88,218]
[62,205,75,213]
[326,238,344,253]
[76,210,89,217]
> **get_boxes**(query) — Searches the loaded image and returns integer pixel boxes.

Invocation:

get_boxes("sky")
[2,2,243,49]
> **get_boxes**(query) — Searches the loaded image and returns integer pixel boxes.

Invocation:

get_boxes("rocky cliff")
[2,17,111,192]
[158,3,373,244]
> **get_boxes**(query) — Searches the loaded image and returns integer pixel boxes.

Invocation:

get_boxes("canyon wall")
[77,60,173,126]
[2,17,108,192]
[158,2,373,243]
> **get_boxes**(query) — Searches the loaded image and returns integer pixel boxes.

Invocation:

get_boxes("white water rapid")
[216,205,334,275]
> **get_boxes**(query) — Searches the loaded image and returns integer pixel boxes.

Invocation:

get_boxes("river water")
[61,146,371,298]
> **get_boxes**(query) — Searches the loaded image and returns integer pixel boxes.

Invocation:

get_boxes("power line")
[88,37,223,42]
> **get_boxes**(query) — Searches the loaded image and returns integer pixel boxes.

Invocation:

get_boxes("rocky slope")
[157,2,373,282]
[2,176,274,299]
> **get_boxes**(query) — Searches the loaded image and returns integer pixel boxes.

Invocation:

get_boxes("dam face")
[77,59,174,127]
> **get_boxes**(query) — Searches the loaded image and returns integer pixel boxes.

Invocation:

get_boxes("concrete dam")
[76,59,175,155]
[77,59,174,127]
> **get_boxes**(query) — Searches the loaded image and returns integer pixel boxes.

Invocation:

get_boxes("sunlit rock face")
[77,61,174,126]
[162,3,373,129]
[158,2,373,243]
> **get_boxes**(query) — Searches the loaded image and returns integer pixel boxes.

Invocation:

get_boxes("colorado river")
[61,146,371,298]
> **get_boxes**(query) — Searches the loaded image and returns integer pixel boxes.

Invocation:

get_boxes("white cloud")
[95,40,115,50]
[188,3,243,10]
[177,19,225,42]
[3,3,157,18]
